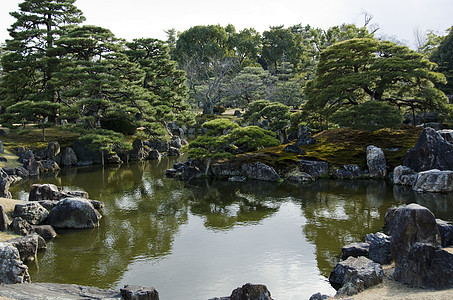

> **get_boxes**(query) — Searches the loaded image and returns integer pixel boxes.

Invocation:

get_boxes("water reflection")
[9,161,453,299]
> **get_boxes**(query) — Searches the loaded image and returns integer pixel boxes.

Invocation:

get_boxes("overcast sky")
[1,0,452,49]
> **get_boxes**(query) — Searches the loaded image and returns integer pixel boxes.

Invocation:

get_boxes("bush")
[202,118,239,136]
[332,101,402,131]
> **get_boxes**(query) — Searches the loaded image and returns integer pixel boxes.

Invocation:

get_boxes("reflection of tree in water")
[18,158,191,289]
[296,180,398,277]
[184,179,281,230]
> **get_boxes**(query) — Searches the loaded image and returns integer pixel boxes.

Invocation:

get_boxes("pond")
[9,157,453,300]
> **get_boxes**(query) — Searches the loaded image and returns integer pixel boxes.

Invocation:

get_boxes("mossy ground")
[231,126,422,172]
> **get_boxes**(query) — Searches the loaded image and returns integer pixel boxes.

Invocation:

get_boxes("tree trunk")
[42,127,45,142]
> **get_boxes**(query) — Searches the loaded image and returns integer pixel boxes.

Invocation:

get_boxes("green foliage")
[77,129,131,152]
[332,101,402,131]
[242,100,291,132]
[202,118,239,136]
[430,27,453,95]
[228,126,280,152]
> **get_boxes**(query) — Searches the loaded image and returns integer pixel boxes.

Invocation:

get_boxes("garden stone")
[9,217,34,236]
[0,204,9,231]
[403,127,453,171]
[294,126,316,146]
[120,285,159,300]
[37,200,59,211]
[230,283,273,300]
[15,166,29,178]
[328,256,383,292]
[309,293,329,300]
[171,137,182,149]
[59,147,78,166]
[8,234,40,263]
[412,169,453,192]
[392,242,453,289]
[341,242,370,260]
[47,198,101,229]
[242,162,281,182]
[13,202,48,225]
[2,166,16,176]
[29,183,65,201]
[46,141,60,159]
[0,168,13,198]
[286,170,314,183]
[335,164,363,179]
[130,139,149,161]
[384,203,440,265]
[438,129,453,143]
[283,144,306,155]
[149,149,161,160]
[145,140,169,153]
[436,219,453,247]
[365,232,392,265]
[0,242,30,284]
[26,158,42,176]
[393,165,417,186]
[299,160,328,178]
[32,225,57,240]
[167,146,180,156]
[366,145,387,178]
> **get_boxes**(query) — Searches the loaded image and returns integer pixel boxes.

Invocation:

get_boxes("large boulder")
[242,162,281,182]
[120,285,159,300]
[7,234,40,263]
[412,169,453,192]
[328,256,383,294]
[286,170,314,183]
[392,165,417,186]
[46,141,60,160]
[59,147,78,166]
[26,158,42,176]
[73,140,103,164]
[366,145,387,178]
[436,219,453,247]
[0,242,30,284]
[13,202,49,225]
[341,242,370,260]
[299,160,329,178]
[365,232,392,265]
[293,126,317,146]
[32,225,57,241]
[403,127,453,172]
[29,183,89,201]
[0,168,14,198]
[335,164,363,179]
[384,204,440,265]
[230,283,273,300]
[9,217,34,236]
[283,144,306,155]
[47,198,101,229]
[130,139,150,161]
[392,242,453,289]
[0,204,9,231]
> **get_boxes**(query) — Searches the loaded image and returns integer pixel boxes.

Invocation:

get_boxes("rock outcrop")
[0,242,30,284]
[393,165,417,186]
[412,169,453,192]
[0,203,9,231]
[365,232,392,265]
[120,285,159,300]
[366,145,387,178]
[47,198,101,229]
[341,242,369,260]
[230,283,273,300]
[299,160,328,178]
[241,162,281,182]
[12,202,49,225]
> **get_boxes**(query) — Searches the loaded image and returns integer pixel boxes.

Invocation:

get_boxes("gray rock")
[403,127,453,172]
[167,146,180,156]
[0,204,9,231]
[286,170,314,183]
[8,234,40,263]
[66,190,89,199]
[59,147,78,166]
[242,162,281,182]
[120,285,159,300]
[130,139,150,161]
[392,242,453,289]
[211,162,242,177]
[365,232,392,265]
[309,293,329,300]
[230,283,273,300]
[294,126,316,146]
[228,176,246,182]
[37,200,60,211]
[2,166,16,175]
[341,242,370,260]
[9,217,35,236]
[13,202,49,225]
[29,183,90,202]
[0,283,121,299]
[299,160,329,178]
[46,141,60,160]
[412,169,453,192]
[74,140,103,164]
[283,144,306,155]
[0,168,14,198]
[436,219,453,247]
[335,164,363,179]
[41,159,60,173]
[107,152,122,164]
[171,137,183,149]
[0,141,3,153]
[384,204,441,265]
[145,140,169,153]
[366,145,387,178]
[149,149,161,160]
[0,242,30,284]
[393,165,417,186]
[438,129,453,143]
[47,198,101,229]
[329,256,383,293]
[164,168,179,178]
[15,166,29,178]
[26,158,42,176]
[32,225,57,240]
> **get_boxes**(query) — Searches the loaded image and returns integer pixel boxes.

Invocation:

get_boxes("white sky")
[1,0,452,49]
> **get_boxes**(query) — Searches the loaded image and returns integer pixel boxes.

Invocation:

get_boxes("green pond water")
[9,157,453,300]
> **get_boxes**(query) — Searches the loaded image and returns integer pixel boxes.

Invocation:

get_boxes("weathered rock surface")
[309,293,329,300]
[230,283,273,300]
[9,217,34,236]
[13,202,49,225]
[393,165,417,186]
[299,160,328,178]
[0,283,121,299]
[365,232,392,265]
[29,183,89,202]
[335,164,363,179]
[392,242,453,289]
[412,169,453,192]
[167,146,181,156]
[7,234,40,263]
[403,127,453,172]
[242,162,281,182]
[0,203,9,231]
[120,285,159,300]
[366,145,387,178]
[437,219,453,247]
[286,169,314,183]
[15,166,29,178]
[0,242,30,284]
[211,162,242,178]
[46,141,60,160]
[283,144,306,155]
[32,225,57,240]
[438,129,453,143]
[130,139,150,161]
[149,149,161,160]
[59,147,78,166]
[384,203,441,264]
[47,198,101,229]
[74,140,103,164]
[26,158,42,176]
[341,242,370,260]
[294,126,316,146]
[329,256,383,293]
[0,168,14,198]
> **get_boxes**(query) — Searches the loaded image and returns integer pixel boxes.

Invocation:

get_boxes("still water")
[9,157,453,300]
